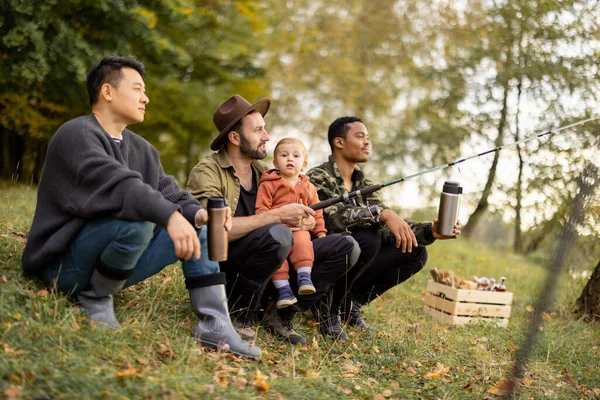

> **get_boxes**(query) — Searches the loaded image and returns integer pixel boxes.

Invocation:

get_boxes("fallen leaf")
[13,312,22,320]
[541,312,552,321]
[372,345,380,353]
[4,386,21,400]
[525,305,535,313]
[405,367,417,376]
[157,343,174,360]
[305,369,320,377]
[339,386,352,395]
[253,369,269,391]
[37,289,49,298]
[116,364,139,378]
[2,275,7,283]
[3,343,23,355]
[382,389,393,397]
[374,394,385,400]
[343,362,360,374]
[7,374,21,384]
[520,377,532,387]
[423,363,450,380]
[214,370,229,387]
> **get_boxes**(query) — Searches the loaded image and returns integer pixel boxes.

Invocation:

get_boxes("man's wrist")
[194,209,208,228]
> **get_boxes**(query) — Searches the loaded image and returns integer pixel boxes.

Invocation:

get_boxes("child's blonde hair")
[274,138,308,164]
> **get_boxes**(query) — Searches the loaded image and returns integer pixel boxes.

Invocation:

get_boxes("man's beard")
[239,133,266,159]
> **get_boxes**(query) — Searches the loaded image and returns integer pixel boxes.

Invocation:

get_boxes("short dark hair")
[86,56,145,106]
[327,116,363,151]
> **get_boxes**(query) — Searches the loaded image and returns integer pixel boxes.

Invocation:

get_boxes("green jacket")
[307,156,435,246]
[187,148,268,213]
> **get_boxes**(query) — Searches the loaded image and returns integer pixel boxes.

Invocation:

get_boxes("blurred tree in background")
[0,0,267,182]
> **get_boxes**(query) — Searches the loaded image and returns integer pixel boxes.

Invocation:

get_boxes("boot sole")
[196,337,261,359]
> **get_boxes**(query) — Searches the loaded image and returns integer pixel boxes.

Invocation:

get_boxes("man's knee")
[411,246,428,273]
[267,224,293,259]
[353,228,381,263]
[343,235,361,267]
[117,221,155,248]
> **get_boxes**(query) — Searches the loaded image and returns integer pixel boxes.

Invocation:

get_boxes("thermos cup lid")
[207,196,228,208]
[442,181,463,194]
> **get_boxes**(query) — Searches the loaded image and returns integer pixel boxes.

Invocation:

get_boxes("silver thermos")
[437,181,462,236]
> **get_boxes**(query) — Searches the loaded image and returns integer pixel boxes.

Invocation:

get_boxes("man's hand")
[292,215,316,232]
[277,203,316,228]
[167,211,200,260]
[195,207,233,231]
[380,209,418,253]
[432,219,461,240]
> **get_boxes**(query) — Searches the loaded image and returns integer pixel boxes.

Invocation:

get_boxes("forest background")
[1,0,599,269]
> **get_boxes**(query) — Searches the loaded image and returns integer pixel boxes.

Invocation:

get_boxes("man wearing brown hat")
[187,95,360,344]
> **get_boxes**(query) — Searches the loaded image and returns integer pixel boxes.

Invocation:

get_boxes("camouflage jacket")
[307,156,435,246]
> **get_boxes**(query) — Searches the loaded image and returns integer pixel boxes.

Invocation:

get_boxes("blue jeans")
[39,218,220,294]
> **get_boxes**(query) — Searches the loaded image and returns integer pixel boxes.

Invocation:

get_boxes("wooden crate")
[423,280,513,328]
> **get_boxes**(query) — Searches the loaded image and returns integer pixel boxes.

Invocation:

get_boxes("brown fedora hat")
[210,94,271,151]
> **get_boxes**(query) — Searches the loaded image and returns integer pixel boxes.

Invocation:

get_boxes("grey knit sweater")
[22,114,202,274]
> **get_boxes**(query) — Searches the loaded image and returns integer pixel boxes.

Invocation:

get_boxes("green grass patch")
[1,181,599,399]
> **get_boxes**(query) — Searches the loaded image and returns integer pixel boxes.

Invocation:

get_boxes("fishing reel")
[348,203,382,227]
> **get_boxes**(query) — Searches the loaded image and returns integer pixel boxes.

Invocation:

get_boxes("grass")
[1,181,599,399]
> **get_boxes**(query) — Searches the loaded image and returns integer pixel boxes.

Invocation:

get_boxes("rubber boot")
[189,285,262,359]
[77,269,126,331]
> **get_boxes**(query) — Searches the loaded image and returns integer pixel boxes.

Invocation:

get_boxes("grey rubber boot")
[77,270,126,331]
[189,285,262,359]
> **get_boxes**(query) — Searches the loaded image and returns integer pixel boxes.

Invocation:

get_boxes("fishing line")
[310,115,600,210]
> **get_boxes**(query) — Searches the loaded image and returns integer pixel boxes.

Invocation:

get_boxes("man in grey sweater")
[21,56,261,359]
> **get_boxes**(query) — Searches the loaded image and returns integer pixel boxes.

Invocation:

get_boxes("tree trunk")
[32,139,47,184]
[513,77,524,254]
[1,129,25,181]
[576,260,600,320]
[463,81,510,237]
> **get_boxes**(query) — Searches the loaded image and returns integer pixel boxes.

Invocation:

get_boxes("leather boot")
[342,298,380,332]
[311,297,348,341]
[189,284,262,359]
[77,269,126,331]
[262,305,306,345]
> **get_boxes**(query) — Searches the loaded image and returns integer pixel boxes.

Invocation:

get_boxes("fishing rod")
[310,115,599,211]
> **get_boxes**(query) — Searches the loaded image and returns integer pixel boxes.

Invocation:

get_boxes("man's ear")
[228,131,240,146]
[334,137,344,149]
[99,83,113,102]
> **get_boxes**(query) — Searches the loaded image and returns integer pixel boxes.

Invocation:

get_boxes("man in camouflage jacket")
[307,116,461,333]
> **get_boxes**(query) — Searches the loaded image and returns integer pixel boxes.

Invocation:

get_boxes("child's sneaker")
[297,272,316,295]
[275,285,297,309]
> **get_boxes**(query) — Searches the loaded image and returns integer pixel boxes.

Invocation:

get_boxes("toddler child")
[255,138,326,309]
